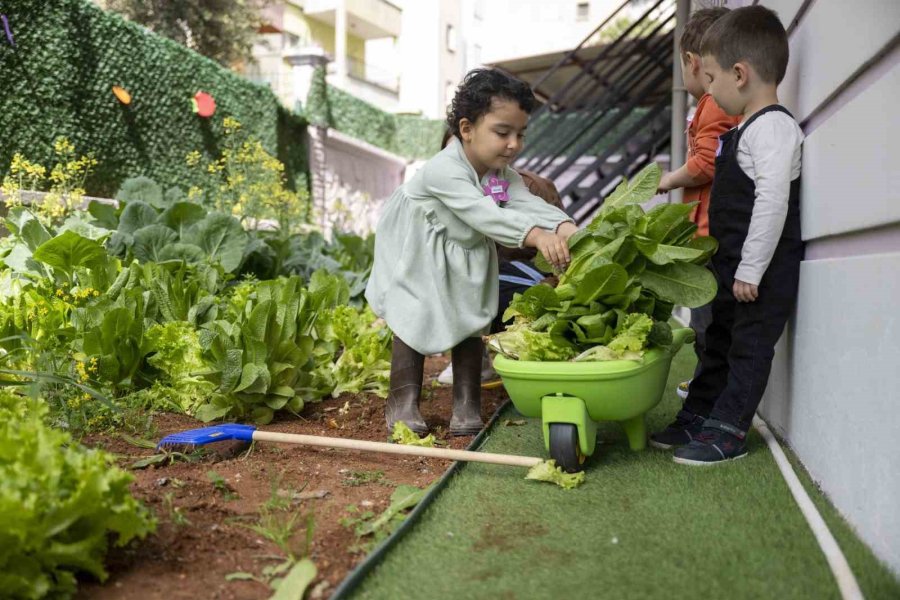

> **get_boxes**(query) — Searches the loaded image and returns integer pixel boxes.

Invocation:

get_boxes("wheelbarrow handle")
[671,327,696,351]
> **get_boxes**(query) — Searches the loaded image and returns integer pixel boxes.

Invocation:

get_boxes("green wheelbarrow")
[493,327,695,472]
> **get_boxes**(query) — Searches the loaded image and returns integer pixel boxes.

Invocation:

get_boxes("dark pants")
[684,267,798,432]
[689,301,713,379]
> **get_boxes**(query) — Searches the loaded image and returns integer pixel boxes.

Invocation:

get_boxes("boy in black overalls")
[650,6,805,465]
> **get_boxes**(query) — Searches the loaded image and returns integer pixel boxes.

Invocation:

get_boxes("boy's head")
[446,68,536,176]
[679,7,729,99]
[699,5,789,115]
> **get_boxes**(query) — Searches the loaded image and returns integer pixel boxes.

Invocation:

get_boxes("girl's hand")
[733,279,759,302]
[526,228,570,271]
[556,221,578,243]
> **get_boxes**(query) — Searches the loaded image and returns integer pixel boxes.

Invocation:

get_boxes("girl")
[365,68,577,436]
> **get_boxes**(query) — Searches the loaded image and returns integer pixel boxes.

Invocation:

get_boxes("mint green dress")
[365,137,573,355]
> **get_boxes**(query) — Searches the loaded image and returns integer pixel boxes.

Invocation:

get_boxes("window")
[576,2,590,21]
[446,24,457,53]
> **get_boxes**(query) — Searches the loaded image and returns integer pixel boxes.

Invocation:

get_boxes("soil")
[75,355,508,600]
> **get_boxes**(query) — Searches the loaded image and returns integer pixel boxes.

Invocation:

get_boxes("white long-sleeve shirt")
[733,111,804,285]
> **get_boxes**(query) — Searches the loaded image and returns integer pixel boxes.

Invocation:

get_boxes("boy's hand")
[657,172,674,194]
[733,279,759,302]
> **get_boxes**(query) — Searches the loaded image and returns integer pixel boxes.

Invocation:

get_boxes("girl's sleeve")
[505,169,574,232]
[422,160,539,248]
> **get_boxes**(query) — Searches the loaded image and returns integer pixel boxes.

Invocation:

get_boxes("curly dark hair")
[445,68,537,139]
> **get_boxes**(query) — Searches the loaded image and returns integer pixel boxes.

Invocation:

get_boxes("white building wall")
[471,0,623,64]
[750,0,900,577]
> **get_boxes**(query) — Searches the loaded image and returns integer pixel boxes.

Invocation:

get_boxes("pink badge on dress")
[482,176,510,205]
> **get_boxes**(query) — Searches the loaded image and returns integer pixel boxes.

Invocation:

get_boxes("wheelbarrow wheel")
[549,423,585,473]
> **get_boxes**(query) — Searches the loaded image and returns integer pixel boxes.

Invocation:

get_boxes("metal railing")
[514,0,677,222]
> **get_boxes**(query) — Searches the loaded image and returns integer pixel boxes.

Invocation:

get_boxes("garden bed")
[76,355,505,600]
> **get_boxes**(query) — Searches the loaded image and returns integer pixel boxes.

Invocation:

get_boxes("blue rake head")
[157,424,257,450]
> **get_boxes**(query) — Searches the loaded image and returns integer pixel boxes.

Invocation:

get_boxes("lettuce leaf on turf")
[525,460,586,489]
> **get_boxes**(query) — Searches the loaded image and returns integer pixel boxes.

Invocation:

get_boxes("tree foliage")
[104,0,270,66]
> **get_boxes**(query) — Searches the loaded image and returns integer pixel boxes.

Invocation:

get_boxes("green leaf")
[116,176,164,208]
[88,200,120,229]
[33,231,108,277]
[526,459,585,489]
[234,363,271,394]
[158,202,207,238]
[118,201,159,235]
[638,262,717,308]
[391,421,436,447]
[250,406,275,424]
[573,264,629,305]
[3,243,47,277]
[602,163,661,210]
[686,236,718,262]
[158,242,206,263]
[21,217,52,251]
[643,202,696,242]
[357,485,426,536]
[132,225,179,263]
[269,559,317,600]
[194,402,231,422]
[184,213,248,272]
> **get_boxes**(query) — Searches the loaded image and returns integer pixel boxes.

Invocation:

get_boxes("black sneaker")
[649,409,706,450]
[673,420,748,466]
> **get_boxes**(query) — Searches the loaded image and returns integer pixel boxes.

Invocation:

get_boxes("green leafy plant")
[194,276,317,423]
[342,470,392,488]
[340,485,428,554]
[391,422,437,447]
[227,480,317,597]
[0,391,155,597]
[488,163,717,362]
[207,470,239,501]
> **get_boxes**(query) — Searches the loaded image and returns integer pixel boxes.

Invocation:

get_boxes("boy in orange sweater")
[656,7,740,407]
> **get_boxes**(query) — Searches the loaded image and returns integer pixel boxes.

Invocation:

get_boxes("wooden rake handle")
[252,431,543,468]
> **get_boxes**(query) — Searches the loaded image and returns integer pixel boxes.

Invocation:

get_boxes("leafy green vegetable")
[525,460,586,489]
[33,230,108,280]
[391,421,437,447]
[269,559,317,600]
[488,163,717,362]
[0,391,155,598]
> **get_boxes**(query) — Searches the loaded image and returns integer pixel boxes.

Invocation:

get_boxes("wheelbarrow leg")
[621,415,648,451]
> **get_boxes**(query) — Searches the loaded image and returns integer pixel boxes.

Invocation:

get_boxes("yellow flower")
[53,137,75,155]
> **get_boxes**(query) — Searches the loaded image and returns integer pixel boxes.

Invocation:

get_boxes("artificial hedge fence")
[305,66,445,161]
[0,0,308,197]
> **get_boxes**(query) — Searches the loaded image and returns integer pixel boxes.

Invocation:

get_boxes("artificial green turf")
[348,344,900,600]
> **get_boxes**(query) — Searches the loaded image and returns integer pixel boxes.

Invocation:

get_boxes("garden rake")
[157,424,543,468]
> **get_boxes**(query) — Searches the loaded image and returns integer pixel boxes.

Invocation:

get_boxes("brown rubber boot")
[449,337,485,436]
[384,335,428,434]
